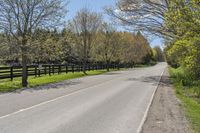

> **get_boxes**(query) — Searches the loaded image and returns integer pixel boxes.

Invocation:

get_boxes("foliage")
[119,31,154,64]
[164,1,200,132]
[165,0,200,79]
[169,67,200,133]
[67,8,102,73]
[0,27,155,67]
[152,46,165,62]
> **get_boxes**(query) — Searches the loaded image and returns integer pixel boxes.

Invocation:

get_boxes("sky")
[67,0,115,20]
[66,0,163,48]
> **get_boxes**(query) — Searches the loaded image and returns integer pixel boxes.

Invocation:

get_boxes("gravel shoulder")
[141,69,191,133]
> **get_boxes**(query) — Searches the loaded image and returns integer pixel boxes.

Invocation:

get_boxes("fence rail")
[0,63,123,81]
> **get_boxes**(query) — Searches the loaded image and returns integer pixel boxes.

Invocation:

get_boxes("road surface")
[0,63,166,133]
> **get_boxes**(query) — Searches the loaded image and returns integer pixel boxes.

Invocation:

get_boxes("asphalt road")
[0,63,167,133]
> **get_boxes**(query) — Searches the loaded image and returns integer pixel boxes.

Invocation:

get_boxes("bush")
[167,37,200,80]
[170,67,200,98]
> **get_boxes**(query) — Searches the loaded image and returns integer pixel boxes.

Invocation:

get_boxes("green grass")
[0,64,8,67]
[0,70,108,93]
[169,67,200,133]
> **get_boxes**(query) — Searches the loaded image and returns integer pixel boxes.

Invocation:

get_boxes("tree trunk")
[22,53,28,87]
[82,59,87,75]
[106,60,110,72]
[21,39,28,87]
[83,32,88,75]
[82,37,87,75]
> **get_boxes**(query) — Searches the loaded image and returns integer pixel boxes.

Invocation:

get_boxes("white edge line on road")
[136,67,166,133]
[0,74,125,120]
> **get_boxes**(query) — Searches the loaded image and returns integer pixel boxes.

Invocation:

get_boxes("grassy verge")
[169,67,200,133]
[0,70,108,93]
[0,65,7,67]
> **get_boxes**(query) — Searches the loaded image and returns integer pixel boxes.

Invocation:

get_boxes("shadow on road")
[102,72,121,75]
[127,75,171,87]
[9,71,121,94]
[13,80,82,94]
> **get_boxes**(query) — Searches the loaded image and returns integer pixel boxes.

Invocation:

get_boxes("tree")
[135,31,153,64]
[0,0,67,87]
[68,8,102,74]
[165,0,200,79]
[94,23,120,71]
[0,33,20,64]
[31,29,63,64]
[153,46,164,62]
[106,0,171,37]
[119,32,138,64]
[117,31,153,65]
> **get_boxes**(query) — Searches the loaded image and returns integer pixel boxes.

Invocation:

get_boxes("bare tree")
[0,0,67,87]
[68,8,102,74]
[106,0,172,38]
[95,22,119,71]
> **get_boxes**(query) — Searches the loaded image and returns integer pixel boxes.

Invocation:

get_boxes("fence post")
[66,65,68,73]
[49,65,51,76]
[72,65,74,73]
[35,65,37,77]
[44,66,47,75]
[58,65,61,74]
[38,67,41,77]
[10,66,13,81]
[52,65,55,75]
[89,64,91,71]
[27,66,29,77]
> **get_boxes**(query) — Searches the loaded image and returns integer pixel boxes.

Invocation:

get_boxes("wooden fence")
[0,63,121,81]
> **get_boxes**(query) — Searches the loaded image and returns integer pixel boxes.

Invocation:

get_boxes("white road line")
[0,73,127,120]
[136,67,166,133]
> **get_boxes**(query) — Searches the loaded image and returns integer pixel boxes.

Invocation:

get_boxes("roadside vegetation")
[164,1,200,132]
[0,70,108,93]
[170,67,200,133]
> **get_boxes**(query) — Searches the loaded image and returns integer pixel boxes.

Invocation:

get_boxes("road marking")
[0,72,129,120]
[136,67,166,133]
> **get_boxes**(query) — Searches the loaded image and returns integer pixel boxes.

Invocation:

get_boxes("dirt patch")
[141,70,191,133]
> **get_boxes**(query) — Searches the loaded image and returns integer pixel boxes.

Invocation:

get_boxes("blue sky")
[66,0,162,48]
[67,0,115,20]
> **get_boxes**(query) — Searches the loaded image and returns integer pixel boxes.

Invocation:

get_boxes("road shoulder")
[141,69,191,133]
